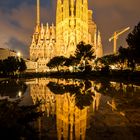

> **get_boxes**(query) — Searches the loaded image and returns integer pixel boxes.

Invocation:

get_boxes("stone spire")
[35,0,40,33]
[94,29,97,49]
[83,0,88,21]
[36,0,40,26]
[96,31,103,58]
[56,0,62,25]
[40,23,44,39]
[70,0,74,17]
[45,23,50,39]
[97,31,101,46]
[32,35,36,44]
[63,0,69,19]
[76,0,82,18]
[70,0,75,29]
[51,23,55,39]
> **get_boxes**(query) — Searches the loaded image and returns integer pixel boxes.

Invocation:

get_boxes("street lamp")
[17,52,21,58]
[17,52,22,63]
[18,91,22,98]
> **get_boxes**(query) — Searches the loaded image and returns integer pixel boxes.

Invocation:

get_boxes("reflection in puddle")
[28,78,140,139]
[30,79,102,139]
[0,79,27,100]
[0,78,140,139]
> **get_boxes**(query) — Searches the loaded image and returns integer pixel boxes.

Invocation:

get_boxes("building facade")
[30,0,103,72]
[0,48,17,60]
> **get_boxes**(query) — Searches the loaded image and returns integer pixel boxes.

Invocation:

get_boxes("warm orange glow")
[30,0,103,72]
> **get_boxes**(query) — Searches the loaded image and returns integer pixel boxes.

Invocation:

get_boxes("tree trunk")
[57,66,59,72]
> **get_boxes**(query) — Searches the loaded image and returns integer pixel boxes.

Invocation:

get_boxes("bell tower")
[56,0,90,57]
[35,0,40,33]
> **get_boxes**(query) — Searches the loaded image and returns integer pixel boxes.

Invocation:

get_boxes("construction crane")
[109,27,130,54]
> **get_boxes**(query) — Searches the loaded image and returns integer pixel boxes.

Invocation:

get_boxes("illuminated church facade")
[30,0,103,71]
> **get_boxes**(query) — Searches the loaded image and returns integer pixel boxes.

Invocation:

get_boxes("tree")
[3,57,19,75]
[126,22,140,70]
[18,58,27,73]
[95,54,118,69]
[64,56,77,67]
[0,57,27,76]
[75,42,95,60]
[118,46,128,70]
[64,56,79,72]
[74,42,95,71]
[47,80,94,109]
[0,60,3,74]
[47,56,66,72]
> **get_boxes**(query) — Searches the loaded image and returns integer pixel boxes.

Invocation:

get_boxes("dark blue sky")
[0,0,140,57]
[0,0,52,9]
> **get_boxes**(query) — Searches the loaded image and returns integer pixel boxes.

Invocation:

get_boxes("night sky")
[0,0,140,58]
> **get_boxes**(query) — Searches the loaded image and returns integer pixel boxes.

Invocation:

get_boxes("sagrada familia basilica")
[29,0,103,71]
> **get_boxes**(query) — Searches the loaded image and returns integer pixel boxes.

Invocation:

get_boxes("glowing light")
[110,65,116,70]
[18,91,22,97]
[17,52,21,57]
[29,0,103,72]
[69,66,73,72]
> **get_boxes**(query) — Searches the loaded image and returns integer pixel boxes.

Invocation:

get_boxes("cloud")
[5,37,28,57]
[0,0,140,57]
[89,0,140,54]
[0,3,35,57]
[0,1,56,58]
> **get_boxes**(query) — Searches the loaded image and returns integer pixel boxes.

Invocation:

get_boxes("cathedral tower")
[37,0,40,25]
[56,0,90,57]
[29,0,103,72]
[30,0,56,72]
[35,0,40,33]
